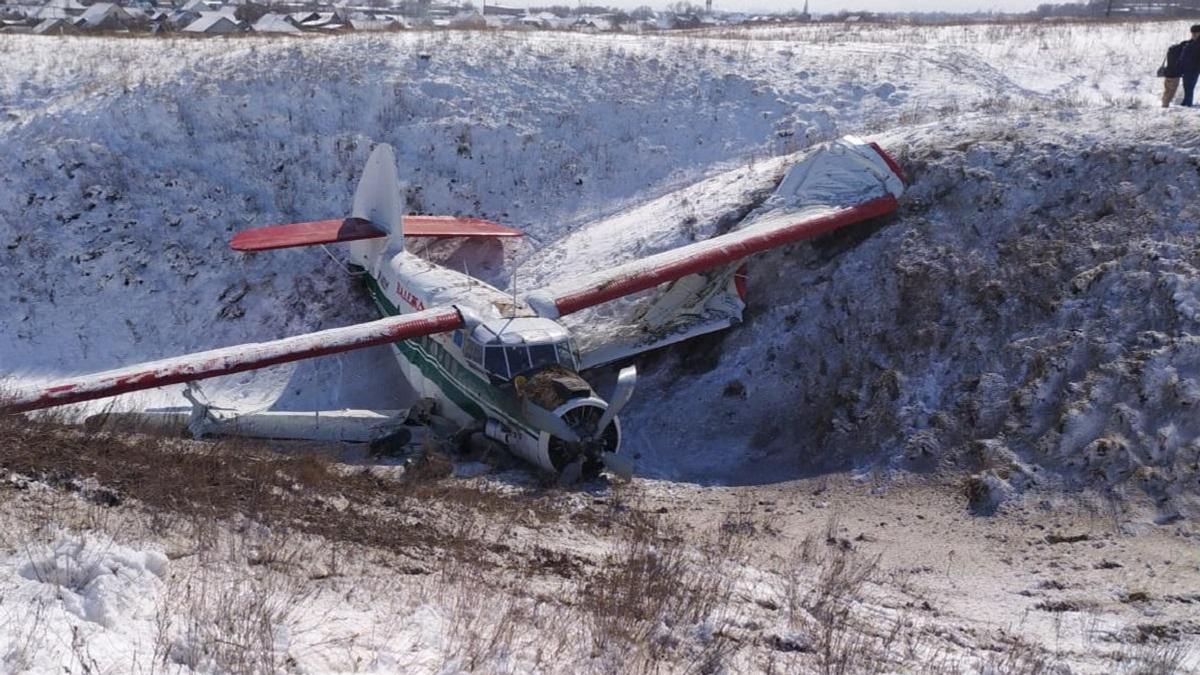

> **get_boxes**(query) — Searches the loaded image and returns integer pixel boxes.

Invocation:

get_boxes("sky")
[501,1,1046,13]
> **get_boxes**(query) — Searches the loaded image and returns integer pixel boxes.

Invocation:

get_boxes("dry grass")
[0,410,1161,674]
[0,409,595,566]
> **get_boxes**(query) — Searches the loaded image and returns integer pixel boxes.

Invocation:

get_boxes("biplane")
[6,136,905,482]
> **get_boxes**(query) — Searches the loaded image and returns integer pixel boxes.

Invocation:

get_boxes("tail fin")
[351,143,405,251]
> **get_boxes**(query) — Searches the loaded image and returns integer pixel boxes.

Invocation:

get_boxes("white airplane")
[6,136,905,483]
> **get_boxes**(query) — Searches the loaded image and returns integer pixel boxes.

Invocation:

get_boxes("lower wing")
[5,307,463,413]
[522,136,905,324]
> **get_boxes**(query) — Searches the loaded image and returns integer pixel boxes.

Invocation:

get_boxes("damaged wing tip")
[868,141,908,190]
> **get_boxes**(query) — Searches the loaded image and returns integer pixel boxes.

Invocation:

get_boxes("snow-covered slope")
[1,24,1197,500]
[628,111,1200,507]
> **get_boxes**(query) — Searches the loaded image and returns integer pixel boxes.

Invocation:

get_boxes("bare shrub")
[0,597,49,671]
[161,530,321,673]
[582,500,739,670]
[780,514,932,674]
[1115,641,1193,675]
[437,560,551,673]
[979,638,1058,674]
[585,511,690,651]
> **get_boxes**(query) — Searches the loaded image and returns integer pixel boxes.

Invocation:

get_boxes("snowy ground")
[2,19,1200,673]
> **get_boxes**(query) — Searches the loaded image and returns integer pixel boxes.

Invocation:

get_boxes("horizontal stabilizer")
[5,307,464,413]
[231,216,522,251]
[231,217,387,251]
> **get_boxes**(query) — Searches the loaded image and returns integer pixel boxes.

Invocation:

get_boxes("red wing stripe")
[230,218,387,251]
[5,307,463,413]
[551,195,898,317]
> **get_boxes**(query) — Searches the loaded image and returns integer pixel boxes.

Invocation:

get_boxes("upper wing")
[5,307,463,413]
[230,216,522,252]
[523,137,904,319]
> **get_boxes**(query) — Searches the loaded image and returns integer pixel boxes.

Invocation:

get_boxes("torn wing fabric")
[522,136,905,322]
[5,307,464,413]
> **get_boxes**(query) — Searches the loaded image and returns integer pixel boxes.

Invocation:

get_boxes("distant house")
[573,15,612,32]
[298,11,336,28]
[34,16,78,33]
[149,12,174,32]
[0,4,34,21]
[1,18,33,32]
[182,11,239,32]
[32,0,86,20]
[289,10,321,24]
[520,11,566,29]
[76,3,136,29]
[482,4,523,17]
[168,8,199,26]
[178,0,206,12]
[349,16,399,31]
[252,12,299,33]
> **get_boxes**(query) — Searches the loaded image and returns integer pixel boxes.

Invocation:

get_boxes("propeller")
[523,366,638,484]
[560,458,584,486]
[594,366,637,439]
[523,400,582,443]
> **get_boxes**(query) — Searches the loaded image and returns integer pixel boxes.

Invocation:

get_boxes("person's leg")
[1164,77,1181,107]
[1182,73,1199,106]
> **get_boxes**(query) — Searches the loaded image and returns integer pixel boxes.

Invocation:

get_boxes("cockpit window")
[556,341,575,369]
[484,347,508,379]
[473,333,577,381]
[464,338,482,364]
[528,344,558,371]
[506,346,532,375]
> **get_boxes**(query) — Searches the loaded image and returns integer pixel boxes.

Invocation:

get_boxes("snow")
[0,21,1195,465]
[2,20,1200,669]
[0,530,167,672]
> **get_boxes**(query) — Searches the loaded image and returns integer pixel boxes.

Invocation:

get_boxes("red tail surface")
[231,216,522,252]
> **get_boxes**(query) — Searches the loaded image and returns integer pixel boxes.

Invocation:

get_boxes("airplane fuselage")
[348,241,617,476]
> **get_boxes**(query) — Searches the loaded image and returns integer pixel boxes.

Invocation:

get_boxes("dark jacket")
[1180,39,1200,75]
[1165,42,1184,77]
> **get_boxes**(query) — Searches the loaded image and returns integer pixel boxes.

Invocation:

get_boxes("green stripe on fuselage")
[354,267,537,437]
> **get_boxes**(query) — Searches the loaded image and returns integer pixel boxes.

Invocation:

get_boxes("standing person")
[1180,25,1200,107]
[1162,40,1184,107]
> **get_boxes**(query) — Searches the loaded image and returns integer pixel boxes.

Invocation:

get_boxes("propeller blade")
[559,458,584,486]
[592,366,637,440]
[523,401,581,443]
[601,452,635,481]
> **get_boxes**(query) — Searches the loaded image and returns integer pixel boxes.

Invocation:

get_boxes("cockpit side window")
[464,337,483,365]
[556,340,576,369]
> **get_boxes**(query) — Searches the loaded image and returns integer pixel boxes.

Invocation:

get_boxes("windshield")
[478,339,576,380]
[484,346,507,378]
[506,346,532,375]
[529,344,558,371]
